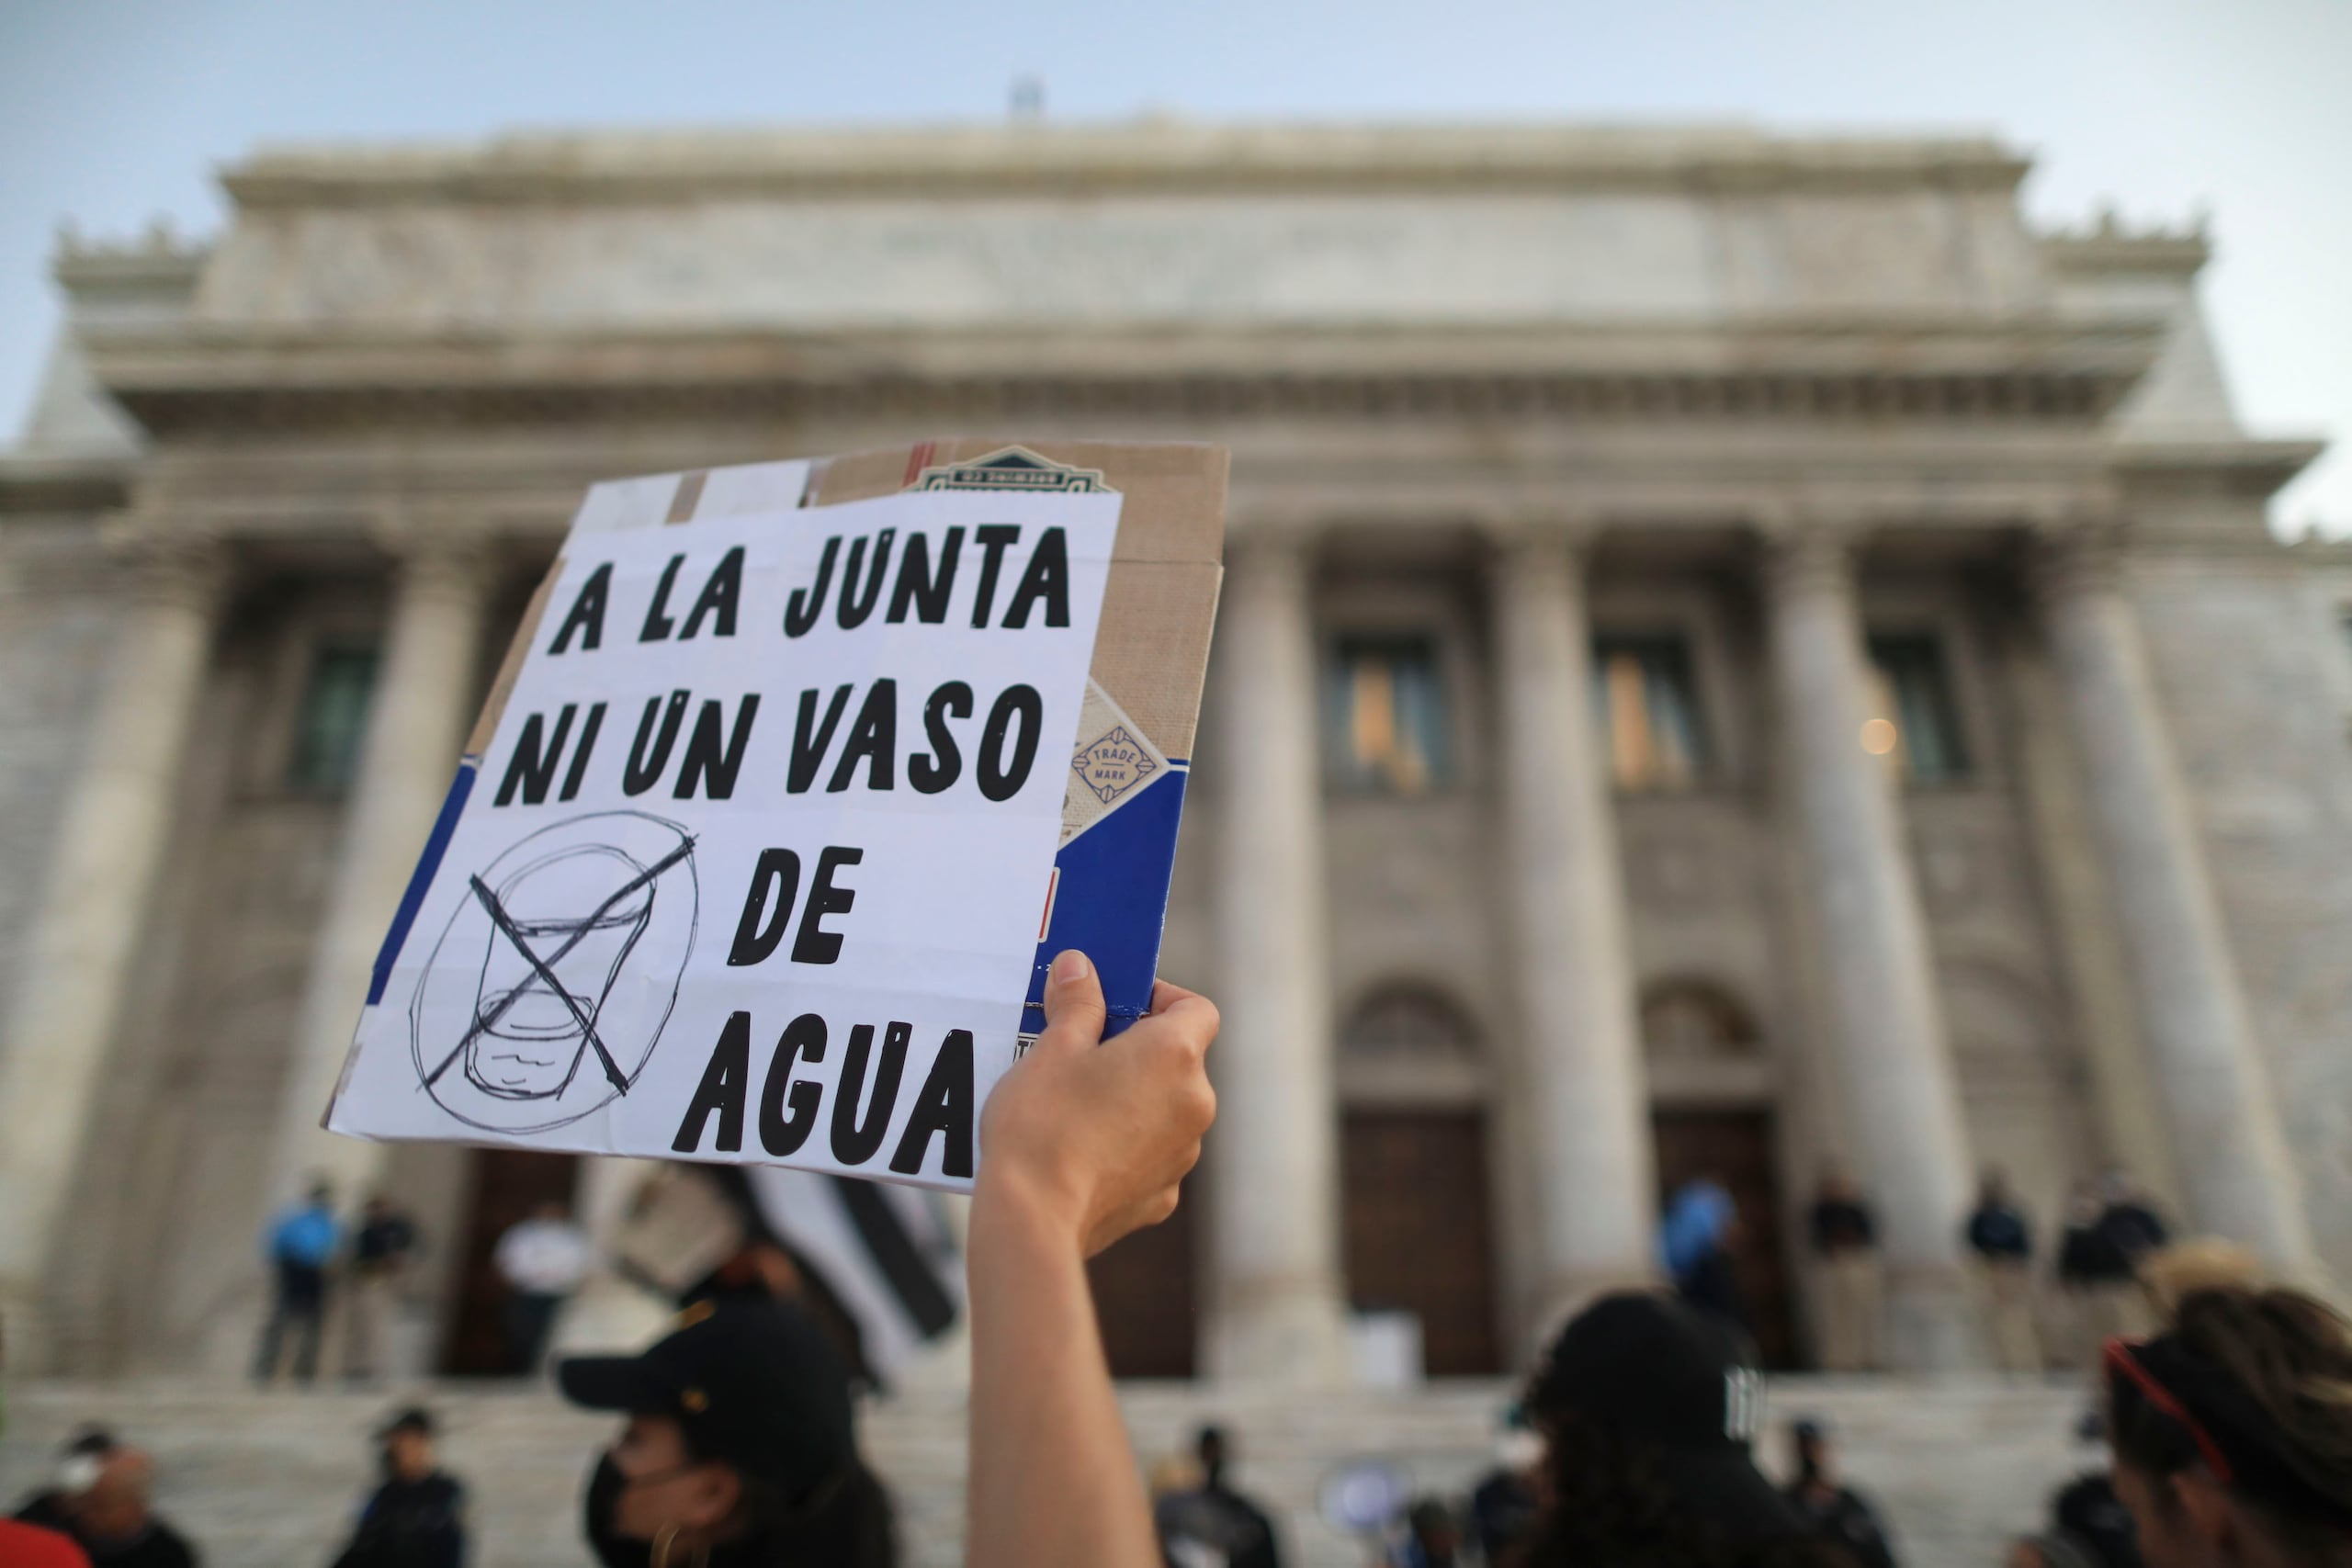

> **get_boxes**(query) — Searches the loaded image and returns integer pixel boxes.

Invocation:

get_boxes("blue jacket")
[268,1203,341,1269]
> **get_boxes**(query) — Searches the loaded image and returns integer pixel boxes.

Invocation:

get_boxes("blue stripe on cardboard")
[1023,764,1190,1042]
[365,761,477,1007]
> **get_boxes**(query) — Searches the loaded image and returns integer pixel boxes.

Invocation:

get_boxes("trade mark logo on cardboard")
[915,446,1109,495]
[1071,724,1159,805]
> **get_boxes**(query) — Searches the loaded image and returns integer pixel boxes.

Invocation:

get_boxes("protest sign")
[325,441,1226,1190]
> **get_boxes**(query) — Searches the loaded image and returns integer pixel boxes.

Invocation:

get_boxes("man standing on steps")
[1808,1168,1883,1372]
[254,1180,341,1387]
[493,1200,590,1377]
[1152,1426,1283,1568]
[1964,1168,2041,1373]
[344,1195,419,1383]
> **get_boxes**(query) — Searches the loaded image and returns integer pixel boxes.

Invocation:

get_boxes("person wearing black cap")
[1781,1418,1897,1568]
[2103,1282,2352,1568]
[1513,1292,1842,1567]
[328,1407,465,1568]
[559,1296,895,1567]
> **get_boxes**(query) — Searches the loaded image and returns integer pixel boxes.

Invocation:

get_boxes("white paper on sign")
[326,484,1122,1192]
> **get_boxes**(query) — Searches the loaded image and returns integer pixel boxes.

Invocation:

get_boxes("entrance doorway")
[1087,1177,1198,1377]
[1652,1109,1798,1368]
[440,1147,581,1375]
[1341,1109,1501,1375]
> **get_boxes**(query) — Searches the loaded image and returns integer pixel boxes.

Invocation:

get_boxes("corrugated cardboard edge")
[806,440,1227,763]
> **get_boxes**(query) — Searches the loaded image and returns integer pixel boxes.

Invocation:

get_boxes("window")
[1591,635,1710,790]
[1326,636,1450,795]
[287,645,380,794]
[1864,634,1970,783]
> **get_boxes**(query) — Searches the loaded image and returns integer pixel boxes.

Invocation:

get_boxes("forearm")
[966,1183,1155,1568]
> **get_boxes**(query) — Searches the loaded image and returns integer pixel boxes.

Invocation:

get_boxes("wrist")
[972,1161,1087,1251]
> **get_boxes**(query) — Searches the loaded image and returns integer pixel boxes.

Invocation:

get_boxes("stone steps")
[0,1375,2096,1566]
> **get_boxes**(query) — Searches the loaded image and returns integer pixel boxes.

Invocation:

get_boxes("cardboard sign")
[326,442,1226,1190]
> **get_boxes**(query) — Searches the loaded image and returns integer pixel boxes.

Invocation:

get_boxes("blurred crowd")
[6,953,2352,1568]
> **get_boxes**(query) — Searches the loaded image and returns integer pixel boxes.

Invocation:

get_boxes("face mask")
[583,1452,652,1568]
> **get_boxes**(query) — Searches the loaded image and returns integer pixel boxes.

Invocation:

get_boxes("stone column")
[1205,532,1352,1384]
[0,532,226,1368]
[1489,528,1658,1345]
[2031,527,2318,1275]
[1762,526,1984,1370]
[267,536,490,1212]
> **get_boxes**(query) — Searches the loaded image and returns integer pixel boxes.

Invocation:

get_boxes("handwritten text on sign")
[327,486,1120,1190]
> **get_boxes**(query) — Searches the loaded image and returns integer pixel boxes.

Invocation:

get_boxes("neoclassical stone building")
[2,122,2347,1382]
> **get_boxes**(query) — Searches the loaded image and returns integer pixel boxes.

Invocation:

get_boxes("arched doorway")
[1642,979,1799,1370]
[1338,985,1501,1376]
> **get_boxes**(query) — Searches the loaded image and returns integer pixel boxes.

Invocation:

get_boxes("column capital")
[104,523,229,612]
[1757,521,1859,603]
[1476,513,1604,574]
[2025,518,2130,608]
[370,512,497,601]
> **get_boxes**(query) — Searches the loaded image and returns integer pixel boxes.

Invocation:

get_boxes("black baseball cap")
[378,1406,435,1439]
[558,1298,854,1499]
[1529,1292,1804,1541]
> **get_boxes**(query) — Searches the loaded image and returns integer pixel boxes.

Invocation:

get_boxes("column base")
[1884,1264,1992,1372]
[0,1275,55,1375]
[1205,1278,1355,1387]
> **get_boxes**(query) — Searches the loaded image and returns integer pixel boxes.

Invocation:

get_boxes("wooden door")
[1651,1110,1798,1369]
[1087,1177,1197,1377]
[440,1148,581,1374]
[1342,1109,1501,1375]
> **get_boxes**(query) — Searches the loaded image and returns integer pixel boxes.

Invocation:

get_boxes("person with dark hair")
[1391,1497,1462,1568]
[1781,1419,1897,1568]
[1467,1406,1543,1565]
[1151,1426,1283,1568]
[1511,1291,1838,1567]
[560,1296,897,1567]
[12,1429,198,1568]
[329,1407,466,1568]
[254,1179,340,1386]
[1662,1181,1752,1340]
[1966,1168,2042,1373]
[2103,1282,2352,1566]
[1808,1168,1883,1372]
[345,1196,419,1383]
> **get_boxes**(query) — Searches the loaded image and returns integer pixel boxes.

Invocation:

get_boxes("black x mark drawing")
[422,837,695,1094]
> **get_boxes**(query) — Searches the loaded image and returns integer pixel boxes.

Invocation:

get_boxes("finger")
[1034,949,1107,1058]
[1136,986,1219,1061]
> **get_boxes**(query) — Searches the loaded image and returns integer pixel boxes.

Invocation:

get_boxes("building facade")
[2,122,2348,1382]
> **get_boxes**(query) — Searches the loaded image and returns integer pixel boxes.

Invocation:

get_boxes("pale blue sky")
[6,0,2346,528]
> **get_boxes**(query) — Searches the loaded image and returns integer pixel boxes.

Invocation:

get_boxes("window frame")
[1589,629,1716,795]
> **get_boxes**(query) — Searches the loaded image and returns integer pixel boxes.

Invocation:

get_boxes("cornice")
[220,122,2031,207]
[84,318,2158,436]
[0,453,135,514]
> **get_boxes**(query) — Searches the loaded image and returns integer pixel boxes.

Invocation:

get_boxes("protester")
[1965,1168,2042,1373]
[345,1196,419,1382]
[1510,1292,1833,1566]
[1466,1407,1542,1565]
[2103,1282,2352,1566]
[2007,1411,2142,1568]
[1781,1418,1897,1568]
[254,1180,340,1385]
[12,1429,198,1568]
[1662,1180,1752,1341]
[1148,1426,1283,1568]
[1808,1168,1882,1372]
[558,1296,896,1566]
[328,1406,466,1568]
[963,952,1219,1567]
[492,1200,590,1376]
[1389,1497,1462,1568]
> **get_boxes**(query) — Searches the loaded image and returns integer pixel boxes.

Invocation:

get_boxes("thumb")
[1035,949,1107,1058]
